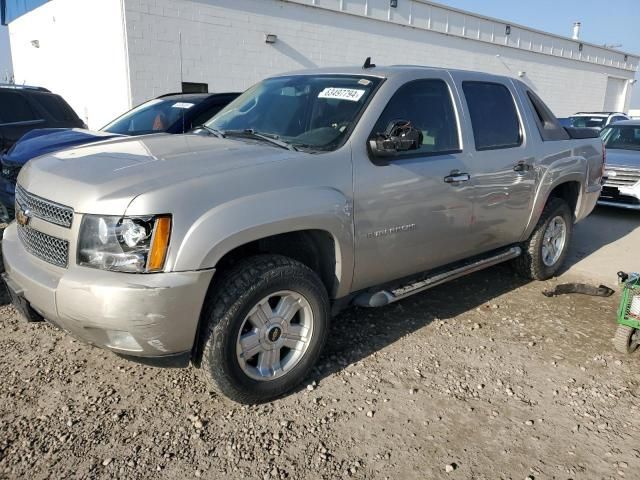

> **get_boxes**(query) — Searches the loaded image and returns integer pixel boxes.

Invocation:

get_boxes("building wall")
[8,0,130,128]
[0,26,13,83]
[124,0,638,117]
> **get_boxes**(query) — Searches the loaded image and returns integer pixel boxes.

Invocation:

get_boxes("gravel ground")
[1,264,639,480]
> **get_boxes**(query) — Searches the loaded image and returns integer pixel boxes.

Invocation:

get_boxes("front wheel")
[200,255,330,404]
[514,197,573,280]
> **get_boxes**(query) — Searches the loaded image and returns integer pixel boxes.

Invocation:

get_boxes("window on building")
[0,91,37,123]
[526,90,570,141]
[182,82,208,94]
[462,81,522,150]
[370,79,460,156]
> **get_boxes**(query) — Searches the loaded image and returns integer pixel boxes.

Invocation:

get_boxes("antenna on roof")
[363,57,376,69]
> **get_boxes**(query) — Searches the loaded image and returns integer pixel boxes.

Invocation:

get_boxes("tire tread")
[200,254,327,403]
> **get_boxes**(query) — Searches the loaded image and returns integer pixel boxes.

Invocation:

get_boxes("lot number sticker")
[172,102,195,109]
[318,88,366,102]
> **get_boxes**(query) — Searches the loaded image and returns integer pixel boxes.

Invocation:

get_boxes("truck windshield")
[206,75,381,151]
[570,116,606,129]
[601,125,640,151]
[103,98,196,135]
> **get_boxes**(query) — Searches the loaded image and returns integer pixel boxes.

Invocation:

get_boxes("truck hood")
[605,149,640,169]
[18,133,300,214]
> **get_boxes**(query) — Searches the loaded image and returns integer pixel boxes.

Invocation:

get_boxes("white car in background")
[599,120,640,210]
[569,111,629,131]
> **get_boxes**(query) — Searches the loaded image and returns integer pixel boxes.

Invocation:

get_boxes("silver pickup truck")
[3,65,604,403]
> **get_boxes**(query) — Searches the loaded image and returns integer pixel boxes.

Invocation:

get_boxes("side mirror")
[369,120,422,157]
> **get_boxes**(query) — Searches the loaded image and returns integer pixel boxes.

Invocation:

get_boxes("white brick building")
[7,0,640,129]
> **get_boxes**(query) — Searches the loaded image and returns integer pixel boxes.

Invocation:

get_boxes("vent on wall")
[182,82,208,94]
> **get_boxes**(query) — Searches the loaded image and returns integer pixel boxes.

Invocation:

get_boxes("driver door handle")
[444,172,471,183]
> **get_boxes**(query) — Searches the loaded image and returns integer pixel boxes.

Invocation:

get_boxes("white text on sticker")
[318,88,366,102]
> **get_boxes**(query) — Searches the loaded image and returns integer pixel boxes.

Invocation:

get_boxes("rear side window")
[371,79,460,156]
[190,102,227,128]
[34,94,81,123]
[0,91,37,123]
[526,90,570,141]
[462,82,521,150]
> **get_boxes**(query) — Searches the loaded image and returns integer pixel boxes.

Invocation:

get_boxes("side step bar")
[353,246,522,308]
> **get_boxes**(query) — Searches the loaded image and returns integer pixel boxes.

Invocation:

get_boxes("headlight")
[78,214,172,273]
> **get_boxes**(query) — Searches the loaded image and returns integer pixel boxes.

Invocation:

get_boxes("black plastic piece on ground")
[542,283,615,297]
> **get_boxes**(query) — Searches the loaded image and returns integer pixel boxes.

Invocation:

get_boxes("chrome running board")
[353,246,522,308]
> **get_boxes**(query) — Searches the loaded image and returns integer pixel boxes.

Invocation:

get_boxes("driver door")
[351,75,476,291]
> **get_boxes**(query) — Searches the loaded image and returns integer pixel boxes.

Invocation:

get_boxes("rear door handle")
[444,172,471,183]
[513,160,533,173]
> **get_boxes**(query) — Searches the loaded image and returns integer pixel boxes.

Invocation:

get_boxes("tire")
[613,325,639,355]
[513,197,573,281]
[200,254,330,404]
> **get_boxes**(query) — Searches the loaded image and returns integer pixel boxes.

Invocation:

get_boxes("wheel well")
[548,181,580,217]
[213,230,338,298]
[191,230,338,367]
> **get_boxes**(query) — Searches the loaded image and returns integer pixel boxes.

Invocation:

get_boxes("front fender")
[173,186,354,297]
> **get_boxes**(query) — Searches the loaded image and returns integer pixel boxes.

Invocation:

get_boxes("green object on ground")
[617,274,640,329]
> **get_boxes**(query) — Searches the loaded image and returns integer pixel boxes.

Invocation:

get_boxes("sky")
[0,2,638,106]
[436,0,640,108]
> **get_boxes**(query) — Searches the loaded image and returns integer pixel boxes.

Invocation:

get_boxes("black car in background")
[0,84,85,154]
[102,92,241,136]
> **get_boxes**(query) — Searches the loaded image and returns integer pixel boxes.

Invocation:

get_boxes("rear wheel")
[514,197,573,280]
[613,325,639,354]
[200,255,329,403]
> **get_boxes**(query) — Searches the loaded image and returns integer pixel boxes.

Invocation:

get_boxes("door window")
[371,79,460,156]
[0,92,37,123]
[462,82,522,150]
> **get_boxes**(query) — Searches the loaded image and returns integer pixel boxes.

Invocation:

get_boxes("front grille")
[15,184,74,228]
[1,164,21,183]
[604,167,640,188]
[17,223,69,268]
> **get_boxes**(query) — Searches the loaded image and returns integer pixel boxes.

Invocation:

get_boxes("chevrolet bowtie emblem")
[16,205,31,227]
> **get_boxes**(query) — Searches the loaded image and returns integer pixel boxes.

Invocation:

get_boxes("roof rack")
[574,111,626,115]
[0,83,51,92]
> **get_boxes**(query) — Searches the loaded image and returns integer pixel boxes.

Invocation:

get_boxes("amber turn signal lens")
[147,216,171,272]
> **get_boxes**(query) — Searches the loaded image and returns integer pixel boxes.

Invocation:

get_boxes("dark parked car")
[0,92,240,221]
[0,84,85,155]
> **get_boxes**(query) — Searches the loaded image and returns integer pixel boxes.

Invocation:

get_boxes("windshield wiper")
[223,129,298,151]
[194,125,226,138]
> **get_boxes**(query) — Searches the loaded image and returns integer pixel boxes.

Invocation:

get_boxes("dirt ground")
[1,207,639,480]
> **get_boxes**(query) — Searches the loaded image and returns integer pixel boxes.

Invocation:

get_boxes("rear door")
[0,91,46,152]
[455,78,537,254]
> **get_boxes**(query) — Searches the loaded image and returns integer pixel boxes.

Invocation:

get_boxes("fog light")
[105,330,143,352]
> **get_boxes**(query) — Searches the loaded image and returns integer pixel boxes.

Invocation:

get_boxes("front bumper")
[597,184,640,210]
[2,223,215,359]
